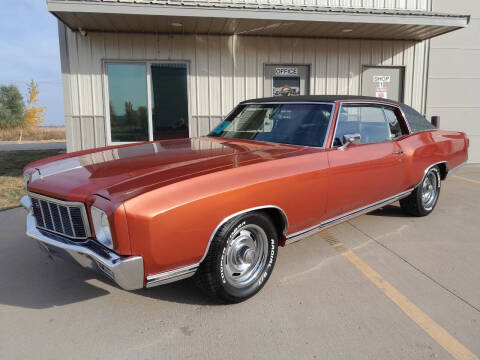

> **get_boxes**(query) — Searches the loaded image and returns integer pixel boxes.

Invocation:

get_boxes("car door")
[324,102,409,220]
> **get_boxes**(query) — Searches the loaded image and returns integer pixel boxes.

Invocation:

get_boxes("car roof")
[240,95,400,105]
[239,95,435,133]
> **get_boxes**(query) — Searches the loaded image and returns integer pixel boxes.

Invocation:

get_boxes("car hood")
[27,137,302,203]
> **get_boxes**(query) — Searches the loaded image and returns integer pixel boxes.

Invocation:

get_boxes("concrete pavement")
[0,165,479,360]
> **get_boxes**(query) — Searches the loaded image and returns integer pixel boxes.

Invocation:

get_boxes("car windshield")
[208,103,334,147]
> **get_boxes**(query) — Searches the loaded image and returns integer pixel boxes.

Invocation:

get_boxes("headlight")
[91,207,113,249]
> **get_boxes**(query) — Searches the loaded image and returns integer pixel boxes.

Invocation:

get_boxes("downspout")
[422,0,433,117]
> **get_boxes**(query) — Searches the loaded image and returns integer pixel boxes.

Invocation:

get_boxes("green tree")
[0,85,25,128]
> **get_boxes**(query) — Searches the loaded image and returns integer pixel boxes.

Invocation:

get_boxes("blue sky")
[0,0,63,126]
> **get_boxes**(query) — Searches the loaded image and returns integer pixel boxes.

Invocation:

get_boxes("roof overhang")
[47,0,470,41]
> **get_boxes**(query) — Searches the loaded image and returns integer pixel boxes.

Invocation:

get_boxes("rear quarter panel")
[398,130,468,187]
[123,150,329,277]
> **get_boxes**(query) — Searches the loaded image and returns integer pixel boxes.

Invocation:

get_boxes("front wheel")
[195,212,278,303]
[400,166,441,217]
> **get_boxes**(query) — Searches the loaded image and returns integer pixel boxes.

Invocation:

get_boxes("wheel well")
[260,208,288,247]
[436,162,448,180]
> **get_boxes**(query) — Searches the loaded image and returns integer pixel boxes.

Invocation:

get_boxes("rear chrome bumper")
[22,196,144,291]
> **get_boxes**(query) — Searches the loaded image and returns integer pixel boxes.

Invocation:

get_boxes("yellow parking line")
[453,175,480,185]
[322,234,479,360]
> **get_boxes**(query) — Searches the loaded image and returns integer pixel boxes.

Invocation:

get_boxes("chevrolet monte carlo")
[21,96,469,303]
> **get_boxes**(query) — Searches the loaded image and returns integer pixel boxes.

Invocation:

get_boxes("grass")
[0,150,64,211]
[0,126,65,141]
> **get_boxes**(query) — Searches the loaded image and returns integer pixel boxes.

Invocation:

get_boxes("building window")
[105,62,189,143]
[107,64,149,142]
[151,64,189,140]
[263,65,310,97]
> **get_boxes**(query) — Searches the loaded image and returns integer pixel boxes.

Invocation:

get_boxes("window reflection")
[209,104,333,147]
[107,64,149,142]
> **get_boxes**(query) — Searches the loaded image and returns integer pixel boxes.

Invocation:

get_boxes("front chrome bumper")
[22,196,144,291]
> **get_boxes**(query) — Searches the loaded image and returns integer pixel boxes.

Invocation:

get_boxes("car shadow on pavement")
[0,249,217,309]
[135,278,222,306]
[0,207,111,309]
[0,243,218,308]
[367,204,409,218]
[0,265,111,310]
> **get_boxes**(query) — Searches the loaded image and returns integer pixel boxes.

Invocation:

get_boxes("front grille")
[30,194,90,240]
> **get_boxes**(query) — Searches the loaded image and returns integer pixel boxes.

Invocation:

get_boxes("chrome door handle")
[392,150,404,155]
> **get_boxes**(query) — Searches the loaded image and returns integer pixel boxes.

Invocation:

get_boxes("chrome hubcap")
[223,224,268,288]
[422,172,438,209]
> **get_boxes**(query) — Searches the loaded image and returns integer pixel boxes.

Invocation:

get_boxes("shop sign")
[373,75,391,83]
[373,75,390,99]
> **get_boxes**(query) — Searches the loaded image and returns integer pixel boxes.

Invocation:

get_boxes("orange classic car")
[22,96,469,302]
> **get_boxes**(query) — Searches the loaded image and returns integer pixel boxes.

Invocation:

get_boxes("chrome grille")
[29,194,90,240]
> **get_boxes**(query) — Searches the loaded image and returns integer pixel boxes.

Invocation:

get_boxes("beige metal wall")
[427,0,479,163]
[59,24,429,152]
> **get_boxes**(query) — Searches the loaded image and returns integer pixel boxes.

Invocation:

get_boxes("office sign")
[265,64,310,97]
[275,68,298,76]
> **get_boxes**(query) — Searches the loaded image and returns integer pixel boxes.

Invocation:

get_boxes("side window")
[334,105,391,146]
[383,107,404,139]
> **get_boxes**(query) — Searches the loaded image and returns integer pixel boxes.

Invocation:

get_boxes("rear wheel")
[195,212,278,303]
[400,166,441,217]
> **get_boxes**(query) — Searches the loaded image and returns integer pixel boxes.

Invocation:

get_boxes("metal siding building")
[46,0,471,154]
[427,0,480,163]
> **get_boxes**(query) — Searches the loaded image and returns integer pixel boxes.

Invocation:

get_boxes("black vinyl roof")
[241,95,399,104]
[240,95,435,133]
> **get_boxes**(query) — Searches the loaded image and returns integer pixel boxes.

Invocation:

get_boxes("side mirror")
[339,133,361,150]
